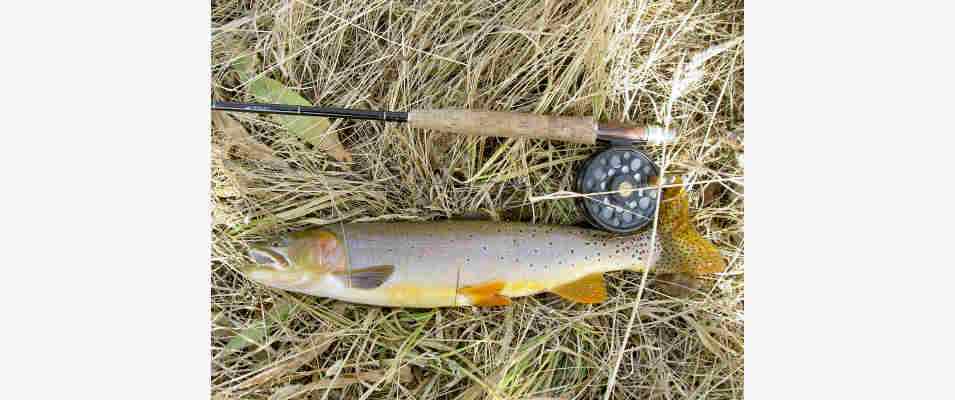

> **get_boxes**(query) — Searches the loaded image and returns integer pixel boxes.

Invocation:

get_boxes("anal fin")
[459,281,511,307]
[335,265,395,289]
[549,273,607,304]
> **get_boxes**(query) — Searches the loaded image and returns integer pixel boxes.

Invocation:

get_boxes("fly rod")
[212,100,677,234]
[211,101,675,146]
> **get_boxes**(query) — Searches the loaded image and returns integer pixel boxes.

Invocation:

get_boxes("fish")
[242,186,725,308]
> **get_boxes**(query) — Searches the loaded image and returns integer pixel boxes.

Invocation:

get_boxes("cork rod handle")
[407,109,598,145]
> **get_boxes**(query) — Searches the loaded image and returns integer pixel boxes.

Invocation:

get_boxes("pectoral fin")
[334,265,395,289]
[459,281,511,307]
[549,273,607,304]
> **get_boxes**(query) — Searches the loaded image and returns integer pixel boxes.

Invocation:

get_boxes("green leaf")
[224,321,267,352]
[232,54,350,162]
[247,79,334,147]
[266,299,297,323]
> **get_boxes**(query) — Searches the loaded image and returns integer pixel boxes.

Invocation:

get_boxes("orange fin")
[459,281,511,307]
[549,273,607,304]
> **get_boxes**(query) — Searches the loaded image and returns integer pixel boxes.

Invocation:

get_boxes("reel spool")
[575,146,659,234]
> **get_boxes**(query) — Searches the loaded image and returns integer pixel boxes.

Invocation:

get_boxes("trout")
[242,186,724,307]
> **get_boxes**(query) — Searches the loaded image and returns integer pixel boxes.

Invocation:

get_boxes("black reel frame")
[574,143,660,234]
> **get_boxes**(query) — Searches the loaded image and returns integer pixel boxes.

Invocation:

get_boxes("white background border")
[1,1,954,398]
[1,1,210,398]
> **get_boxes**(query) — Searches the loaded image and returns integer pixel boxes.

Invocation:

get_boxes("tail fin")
[653,180,726,276]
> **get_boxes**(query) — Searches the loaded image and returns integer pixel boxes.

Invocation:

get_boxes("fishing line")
[603,103,679,400]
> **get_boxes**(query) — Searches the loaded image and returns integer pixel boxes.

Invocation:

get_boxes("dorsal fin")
[549,273,607,304]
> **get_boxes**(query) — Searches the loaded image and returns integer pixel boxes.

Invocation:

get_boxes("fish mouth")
[248,245,291,270]
[242,244,305,288]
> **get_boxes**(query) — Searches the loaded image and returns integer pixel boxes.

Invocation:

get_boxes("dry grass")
[211,0,743,399]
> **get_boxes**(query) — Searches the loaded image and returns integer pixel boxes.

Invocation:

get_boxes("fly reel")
[575,146,659,234]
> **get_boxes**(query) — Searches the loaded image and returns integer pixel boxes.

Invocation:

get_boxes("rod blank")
[211,101,408,122]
